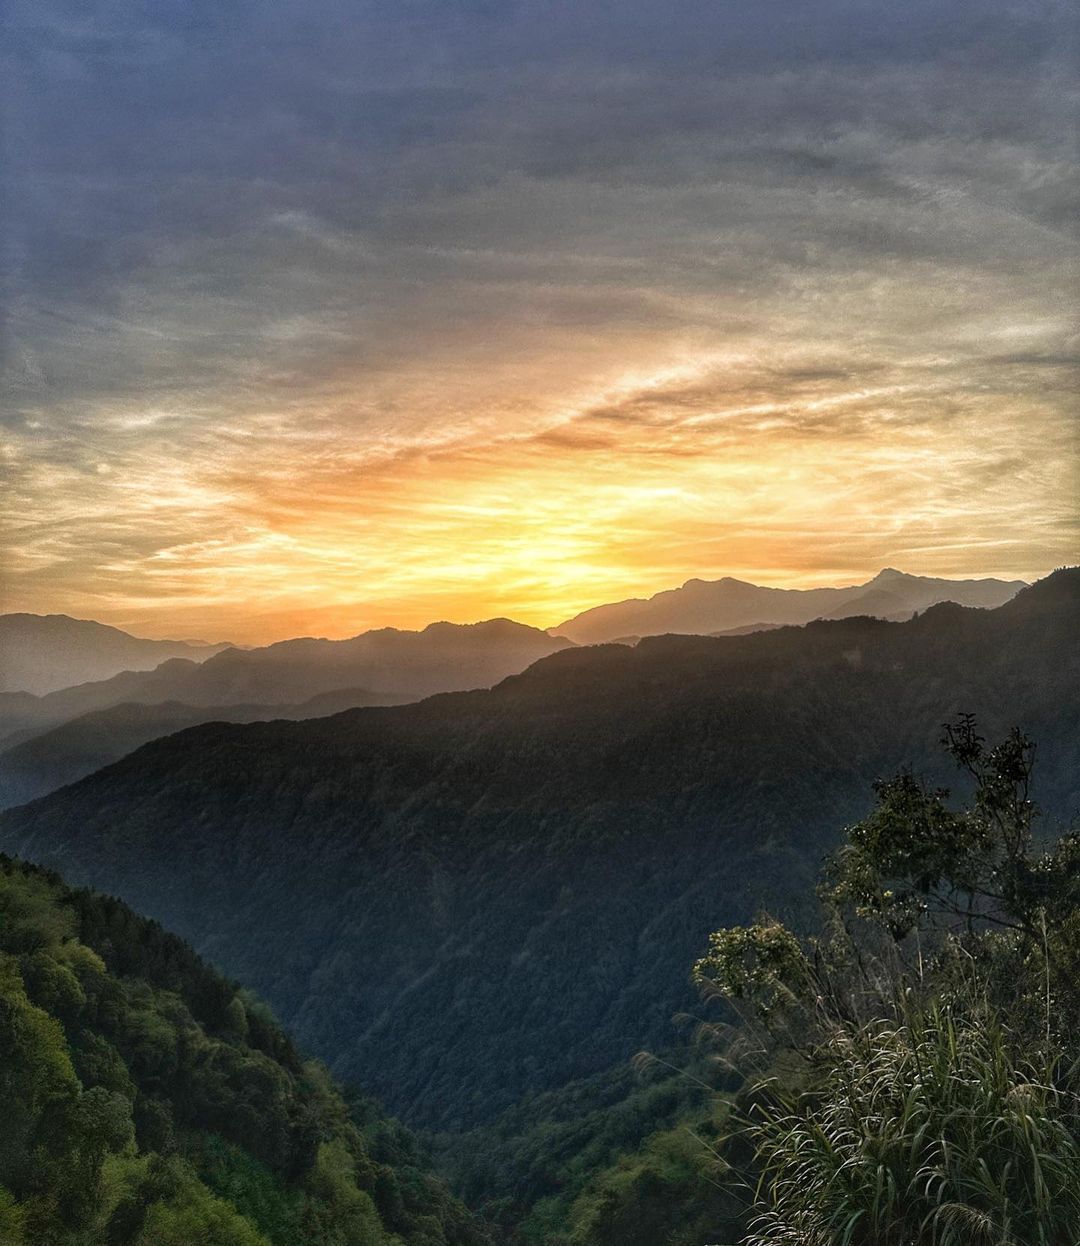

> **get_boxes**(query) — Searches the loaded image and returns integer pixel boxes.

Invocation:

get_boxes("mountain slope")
[0,613,232,696]
[1,572,1076,1137]
[0,853,486,1245]
[556,569,1026,643]
[0,619,572,745]
[0,690,415,810]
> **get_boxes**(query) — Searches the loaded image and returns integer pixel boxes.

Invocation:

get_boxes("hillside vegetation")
[503,714,1080,1244]
[0,855,486,1246]
[688,714,1080,1244]
[3,573,1076,1141]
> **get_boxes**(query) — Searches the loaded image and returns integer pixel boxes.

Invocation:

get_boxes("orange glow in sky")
[6,2,1077,644]
[8,329,1074,644]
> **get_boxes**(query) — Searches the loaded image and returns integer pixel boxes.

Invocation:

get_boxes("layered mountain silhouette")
[0,617,573,748]
[555,569,1026,643]
[0,571,1027,764]
[0,612,232,695]
[3,570,1076,1137]
[0,690,417,808]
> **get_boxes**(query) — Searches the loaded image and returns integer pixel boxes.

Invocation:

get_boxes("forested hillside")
[0,854,486,1245]
[3,572,1076,1148]
[0,692,413,810]
[439,1049,732,1242]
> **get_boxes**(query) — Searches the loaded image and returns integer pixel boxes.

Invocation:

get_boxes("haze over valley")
[0,568,1028,808]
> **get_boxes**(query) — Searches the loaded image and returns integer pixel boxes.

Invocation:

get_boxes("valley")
[2,570,1077,1243]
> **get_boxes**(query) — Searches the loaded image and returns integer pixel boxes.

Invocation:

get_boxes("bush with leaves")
[693,718,1080,1246]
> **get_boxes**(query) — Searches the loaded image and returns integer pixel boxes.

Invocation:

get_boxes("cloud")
[3,0,1077,638]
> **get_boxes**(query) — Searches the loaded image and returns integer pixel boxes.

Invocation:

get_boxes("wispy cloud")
[3,0,1077,639]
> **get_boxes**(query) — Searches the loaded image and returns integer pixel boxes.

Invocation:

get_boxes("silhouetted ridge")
[0,613,232,695]
[1,574,1076,1138]
[556,568,1027,643]
[0,618,572,766]
[998,565,1080,618]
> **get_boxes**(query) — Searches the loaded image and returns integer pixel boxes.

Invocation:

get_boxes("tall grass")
[744,1003,1080,1246]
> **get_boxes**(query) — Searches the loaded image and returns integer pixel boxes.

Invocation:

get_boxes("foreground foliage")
[746,1005,1080,1246]
[693,717,1080,1246]
[0,855,486,1246]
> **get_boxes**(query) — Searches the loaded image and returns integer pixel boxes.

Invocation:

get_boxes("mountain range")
[0,572,1027,789]
[554,568,1027,643]
[0,612,232,695]
[3,570,1075,1146]
[0,618,573,748]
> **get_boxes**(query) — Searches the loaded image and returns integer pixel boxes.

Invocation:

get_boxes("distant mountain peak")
[557,569,1028,644]
[0,613,233,696]
[423,616,547,636]
[682,575,742,589]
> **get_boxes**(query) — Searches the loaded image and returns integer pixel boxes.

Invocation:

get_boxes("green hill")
[0,854,487,1246]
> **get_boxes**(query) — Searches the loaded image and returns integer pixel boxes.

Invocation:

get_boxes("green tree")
[694,719,1080,1246]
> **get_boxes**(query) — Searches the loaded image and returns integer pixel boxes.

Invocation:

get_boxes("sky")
[3,0,1078,644]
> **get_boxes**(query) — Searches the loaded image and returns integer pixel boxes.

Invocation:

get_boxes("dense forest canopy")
[0,855,486,1245]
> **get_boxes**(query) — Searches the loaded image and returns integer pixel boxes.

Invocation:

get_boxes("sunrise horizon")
[6,2,1077,651]
[4,559,1056,648]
